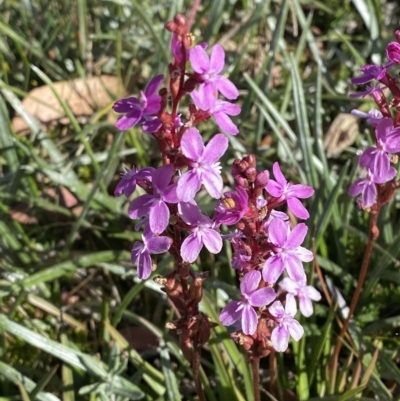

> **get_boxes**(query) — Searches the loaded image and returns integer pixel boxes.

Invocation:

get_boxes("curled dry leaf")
[11,75,126,134]
[323,113,359,158]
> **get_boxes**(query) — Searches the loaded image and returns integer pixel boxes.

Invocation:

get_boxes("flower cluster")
[112,14,320,361]
[218,159,320,353]
[349,31,400,209]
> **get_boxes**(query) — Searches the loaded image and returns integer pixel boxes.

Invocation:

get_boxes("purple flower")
[129,165,179,234]
[349,83,385,101]
[269,294,304,352]
[266,162,314,219]
[213,186,249,225]
[114,167,154,198]
[189,44,239,100]
[263,210,289,229]
[386,42,400,63]
[113,75,163,132]
[349,175,377,208]
[374,117,400,154]
[263,218,313,284]
[219,270,276,335]
[351,109,383,125]
[351,64,388,85]
[191,85,241,135]
[131,228,172,279]
[279,277,321,317]
[177,128,228,201]
[179,201,223,263]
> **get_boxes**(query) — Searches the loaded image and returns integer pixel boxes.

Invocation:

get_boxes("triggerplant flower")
[189,44,239,99]
[279,277,321,317]
[131,227,172,279]
[269,294,304,352]
[266,162,314,219]
[114,167,154,198]
[220,270,276,335]
[179,202,223,263]
[177,128,228,201]
[113,75,163,132]
[191,84,241,135]
[129,165,179,234]
[263,218,313,284]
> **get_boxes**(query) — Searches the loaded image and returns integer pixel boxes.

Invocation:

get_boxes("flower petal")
[287,319,304,341]
[152,165,175,192]
[271,324,290,352]
[177,170,201,202]
[181,233,203,263]
[145,74,164,97]
[299,296,314,317]
[287,197,310,219]
[240,270,261,296]
[249,287,276,307]
[137,251,152,279]
[263,254,285,284]
[215,76,239,99]
[241,305,258,335]
[146,236,171,254]
[214,112,239,135]
[149,200,169,234]
[202,228,223,254]
[128,194,154,219]
[285,223,307,249]
[181,128,204,161]
[268,218,288,247]
[268,300,285,319]
[219,301,243,326]
[209,44,225,74]
[285,254,306,283]
[201,167,224,199]
[190,45,210,74]
[202,134,229,164]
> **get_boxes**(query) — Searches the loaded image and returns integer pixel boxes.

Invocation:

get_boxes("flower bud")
[386,42,400,63]
[244,154,256,167]
[395,30,400,43]
[174,14,187,26]
[255,170,269,187]
[244,167,257,182]
[165,21,177,32]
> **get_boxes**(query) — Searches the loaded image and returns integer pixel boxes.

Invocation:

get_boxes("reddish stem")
[251,357,261,401]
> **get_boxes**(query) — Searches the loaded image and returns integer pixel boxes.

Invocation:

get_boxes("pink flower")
[263,218,313,284]
[131,227,172,279]
[128,165,179,234]
[189,44,239,99]
[213,186,249,225]
[219,270,276,335]
[177,128,228,201]
[386,42,400,63]
[269,294,304,352]
[266,162,314,219]
[191,84,241,135]
[178,202,223,263]
[113,75,163,132]
[114,167,154,198]
[279,278,321,317]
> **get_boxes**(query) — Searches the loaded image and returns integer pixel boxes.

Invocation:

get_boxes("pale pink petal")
[268,300,285,319]
[295,246,314,262]
[241,305,258,335]
[287,319,304,341]
[177,171,201,202]
[287,184,314,199]
[285,223,308,249]
[146,236,171,254]
[202,228,223,254]
[271,325,290,352]
[268,218,288,247]
[299,297,314,317]
[201,167,224,199]
[214,112,239,135]
[249,287,276,307]
[202,134,229,164]
[189,45,210,74]
[287,197,310,219]
[272,162,287,186]
[240,270,261,295]
[137,252,152,279]
[209,44,225,74]
[215,76,239,99]
[181,128,204,161]
[149,201,169,234]
[285,294,297,316]
[263,255,285,284]
[181,234,203,263]
[265,179,283,197]
[279,277,301,293]
[219,301,243,326]
[285,254,306,283]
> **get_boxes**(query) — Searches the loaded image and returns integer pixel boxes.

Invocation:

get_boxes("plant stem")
[251,357,261,401]
[329,211,379,391]
[193,347,207,401]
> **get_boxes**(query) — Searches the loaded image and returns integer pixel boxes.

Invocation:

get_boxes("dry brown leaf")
[323,113,359,158]
[12,75,126,134]
[9,204,38,225]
